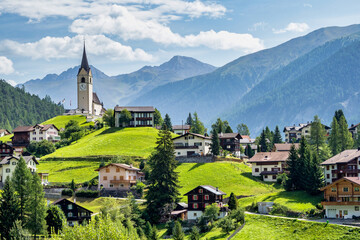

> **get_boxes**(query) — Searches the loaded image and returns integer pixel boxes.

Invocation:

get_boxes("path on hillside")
[245,211,360,228]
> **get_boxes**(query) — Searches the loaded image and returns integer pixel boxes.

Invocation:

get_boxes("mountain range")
[19,56,216,109]
[19,24,360,136]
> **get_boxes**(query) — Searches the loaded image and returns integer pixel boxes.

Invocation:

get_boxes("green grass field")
[41,115,94,129]
[0,133,13,143]
[177,162,279,200]
[234,214,360,240]
[38,159,99,183]
[43,127,164,159]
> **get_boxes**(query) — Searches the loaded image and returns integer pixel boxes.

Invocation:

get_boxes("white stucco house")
[0,155,38,182]
[172,133,211,157]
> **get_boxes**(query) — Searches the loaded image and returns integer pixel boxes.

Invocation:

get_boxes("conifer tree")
[27,174,47,239]
[265,126,273,147]
[149,225,159,240]
[310,115,326,156]
[162,114,173,131]
[0,177,20,240]
[12,156,32,222]
[297,137,311,190]
[189,226,200,240]
[225,125,233,133]
[191,112,205,135]
[356,127,360,149]
[145,130,180,223]
[212,118,225,134]
[210,128,220,156]
[246,144,255,158]
[153,108,163,127]
[329,117,340,155]
[286,144,299,190]
[273,126,282,144]
[144,221,153,238]
[185,113,193,126]
[305,154,324,195]
[259,130,268,152]
[338,115,353,151]
[46,204,66,235]
[335,109,346,124]
[172,221,184,240]
[228,192,238,210]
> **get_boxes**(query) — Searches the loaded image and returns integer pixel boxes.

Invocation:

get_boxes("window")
[133,176,136,180]
[81,77,85,83]
[356,206,359,211]
[39,137,43,140]
[178,152,181,155]
[204,203,209,207]
[255,168,259,172]
[193,195,198,200]
[272,175,276,180]
[33,137,36,140]
[342,197,350,202]
[199,189,203,193]
[109,184,113,188]
[331,187,336,192]
[6,169,10,173]
[116,168,120,172]
[332,165,335,169]
[344,210,348,215]
[194,142,202,147]
[264,175,268,179]
[264,168,268,171]
[227,145,231,149]
[326,166,329,170]
[12,162,16,165]
[106,168,110,173]
[204,195,209,200]
[355,187,360,192]
[113,176,116,180]
[68,212,73,217]
[193,203,198,209]
[344,187,349,192]
[103,176,107,180]
[326,174,330,179]
[68,204,73,210]
[194,213,197,217]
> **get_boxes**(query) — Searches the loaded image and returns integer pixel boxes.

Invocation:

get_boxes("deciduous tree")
[172,221,184,240]
[237,123,250,136]
[119,109,132,127]
[154,108,163,126]
[103,109,115,127]
[191,112,206,135]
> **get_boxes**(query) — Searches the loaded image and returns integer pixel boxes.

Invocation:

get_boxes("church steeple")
[79,42,90,73]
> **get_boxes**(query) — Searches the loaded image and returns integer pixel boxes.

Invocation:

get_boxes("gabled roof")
[273,143,300,152]
[0,155,38,165]
[173,125,191,130]
[248,152,289,163]
[218,133,242,139]
[78,44,90,74]
[0,129,10,135]
[52,198,93,213]
[93,92,101,105]
[13,124,59,133]
[320,177,360,191]
[321,149,360,165]
[283,122,330,132]
[349,123,360,131]
[184,185,226,196]
[114,106,155,113]
[34,124,59,132]
[172,132,211,140]
[95,163,140,172]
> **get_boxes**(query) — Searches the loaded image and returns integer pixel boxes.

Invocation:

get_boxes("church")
[76,44,104,116]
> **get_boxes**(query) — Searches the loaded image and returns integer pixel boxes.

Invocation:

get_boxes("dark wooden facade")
[12,131,30,147]
[219,133,241,153]
[325,159,360,183]
[52,198,92,226]
[0,143,13,158]
[185,186,225,211]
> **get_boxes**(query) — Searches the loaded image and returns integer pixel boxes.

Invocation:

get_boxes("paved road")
[245,211,360,228]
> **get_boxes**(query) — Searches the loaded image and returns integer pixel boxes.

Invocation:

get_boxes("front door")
[339,210,343,218]
[187,151,195,156]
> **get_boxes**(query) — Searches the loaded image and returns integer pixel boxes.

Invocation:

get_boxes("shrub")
[245,202,258,212]
[75,190,99,198]
[61,189,73,196]
[270,203,300,218]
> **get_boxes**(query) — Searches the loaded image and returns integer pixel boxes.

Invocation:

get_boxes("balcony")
[110,179,136,184]
[174,145,199,149]
[321,201,360,206]
[331,169,360,174]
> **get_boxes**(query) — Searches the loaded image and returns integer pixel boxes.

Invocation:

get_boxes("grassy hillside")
[43,127,163,159]
[235,214,360,239]
[177,162,278,200]
[41,115,93,129]
[37,159,99,183]
[0,133,13,143]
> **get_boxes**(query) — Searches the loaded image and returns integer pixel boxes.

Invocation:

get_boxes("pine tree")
[335,109,346,124]
[286,144,299,190]
[0,177,20,240]
[172,221,184,240]
[310,115,326,156]
[329,117,340,155]
[259,130,268,152]
[305,154,324,195]
[246,144,255,158]
[144,221,153,238]
[27,174,47,239]
[145,130,180,223]
[149,225,159,240]
[225,125,233,133]
[12,156,32,222]
[154,108,163,126]
[212,118,224,134]
[185,113,193,126]
[191,112,205,135]
[210,128,220,156]
[273,126,282,144]
[189,226,200,240]
[228,192,238,210]
[297,137,311,190]
[338,115,353,151]
[162,114,173,131]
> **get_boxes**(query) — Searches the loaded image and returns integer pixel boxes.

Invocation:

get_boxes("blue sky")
[0,0,359,85]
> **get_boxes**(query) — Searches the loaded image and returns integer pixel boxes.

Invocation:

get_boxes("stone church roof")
[78,43,90,74]
[93,92,101,105]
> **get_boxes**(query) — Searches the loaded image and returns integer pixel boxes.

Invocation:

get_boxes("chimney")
[216,187,218,191]
[130,164,133,168]
[358,147,360,151]
[74,198,76,204]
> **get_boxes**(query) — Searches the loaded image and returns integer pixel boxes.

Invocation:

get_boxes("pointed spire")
[80,41,90,73]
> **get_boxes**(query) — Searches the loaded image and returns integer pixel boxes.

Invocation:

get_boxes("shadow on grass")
[265,190,322,205]
[240,172,283,190]
[98,127,124,135]
[208,232,228,240]
[187,163,205,172]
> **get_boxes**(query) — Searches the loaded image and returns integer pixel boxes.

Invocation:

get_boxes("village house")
[114,106,155,128]
[172,132,211,157]
[349,123,360,139]
[172,125,191,135]
[218,133,242,158]
[0,155,38,182]
[184,185,227,220]
[248,152,289,182]
[0,142,14,159]
[0,129,10,138]
[321,177,360,219]
[12,124,60,150]
[272,143,300,152]
[52,198,93,226]
[283,122,330,143]
[170,202,188,221]
[321,149,360,185]
[95,163,143,190]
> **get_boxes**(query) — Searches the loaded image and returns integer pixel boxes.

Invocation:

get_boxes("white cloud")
[0,56,15,74]
[273,22,310,34]
[248,22,268,31]
[6,79,17,86]
[0,35,153,61]
[303,3,312,8]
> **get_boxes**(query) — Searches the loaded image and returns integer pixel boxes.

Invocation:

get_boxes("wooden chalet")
[52,198,93,226]
[0,142,14,159]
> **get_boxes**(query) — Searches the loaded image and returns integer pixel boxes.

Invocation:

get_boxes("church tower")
[77,43,93,114]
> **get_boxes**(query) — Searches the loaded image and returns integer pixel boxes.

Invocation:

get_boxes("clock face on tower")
[79,83,87,91]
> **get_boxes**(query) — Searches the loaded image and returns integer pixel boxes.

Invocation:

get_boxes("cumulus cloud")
[248,22,268,31]
[0,35,153,61]
[0,56,15,74]
[6,79,17,86]
[273,22,310,34]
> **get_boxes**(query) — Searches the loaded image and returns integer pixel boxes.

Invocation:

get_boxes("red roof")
[95,163,141,171]
[248,152,289,163]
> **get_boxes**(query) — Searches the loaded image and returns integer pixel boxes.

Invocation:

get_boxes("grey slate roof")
[114,106,155,113]
[173,125,191,130]
[321,149,360,165]
[79,44,90,73]
[0,155,38,165]
[93,92,101,105]
[172,132,211,140]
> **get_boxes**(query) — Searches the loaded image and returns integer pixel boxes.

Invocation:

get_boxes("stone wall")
[176,156,214,163]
